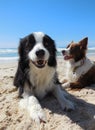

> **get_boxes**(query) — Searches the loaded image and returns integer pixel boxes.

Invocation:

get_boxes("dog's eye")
[70,47,74,53]
[44,42,49,47]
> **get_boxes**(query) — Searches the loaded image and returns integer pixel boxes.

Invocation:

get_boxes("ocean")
[0,47,95,61]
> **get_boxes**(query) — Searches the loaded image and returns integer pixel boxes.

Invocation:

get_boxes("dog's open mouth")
[62,50,73,60]
[64,55,73,60]
[32,60,48,68]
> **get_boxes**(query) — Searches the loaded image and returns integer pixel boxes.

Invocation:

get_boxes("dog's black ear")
[19,34,36,57]
[18,37,28,59]
[14,37,30,97]
[43,35,57,67]
[18,37,30,70]
[43,34,57,54]
[79,37,88,50]
[13,62,25,97]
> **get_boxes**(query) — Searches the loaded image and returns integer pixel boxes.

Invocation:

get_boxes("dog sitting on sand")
[61,37,95,89]
[14,32,74,123]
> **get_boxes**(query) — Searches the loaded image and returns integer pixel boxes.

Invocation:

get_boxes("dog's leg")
[60,78,68,84]
[62,81,84,89]
[53,85,75,111]
[70,82,84,89]
[19,96,46,124]
[62,82,71,88]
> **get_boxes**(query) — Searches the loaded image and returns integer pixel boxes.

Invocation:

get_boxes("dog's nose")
[36,49,45,57]
[62,50,65,55]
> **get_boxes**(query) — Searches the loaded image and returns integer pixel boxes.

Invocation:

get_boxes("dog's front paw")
[60,78,68,83]
[30,109,46,124]
[61,100,75,111]
[54,85,75,112]
[64,100,75,111]
[59,94,75,111]
[60,98,75,111]
[62,82,70,88]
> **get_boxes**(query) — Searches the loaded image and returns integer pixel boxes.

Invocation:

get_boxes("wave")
[0,57,18,60]
[57,48,65,52]
[0,48,17,54]
[88,47,95,50]
[57,47,95,51]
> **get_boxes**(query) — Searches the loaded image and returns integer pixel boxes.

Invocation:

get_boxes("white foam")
[0,49,17,53]
[0,57,18,60]
[88,47,95,50]
[57,47,65,52]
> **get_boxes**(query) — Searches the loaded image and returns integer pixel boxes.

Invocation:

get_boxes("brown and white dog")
[61,37,95,89]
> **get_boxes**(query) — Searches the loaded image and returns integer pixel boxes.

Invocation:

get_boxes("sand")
[0,57,95,130]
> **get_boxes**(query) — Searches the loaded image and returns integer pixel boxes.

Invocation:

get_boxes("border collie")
[14,32,74,123]
[61,37,95,89]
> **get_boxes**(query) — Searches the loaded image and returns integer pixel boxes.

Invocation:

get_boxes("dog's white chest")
[66,58,94,82]
[29,64,55,99]
[66,66,77,82]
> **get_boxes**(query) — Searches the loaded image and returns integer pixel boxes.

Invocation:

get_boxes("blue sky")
[0,0,95,48]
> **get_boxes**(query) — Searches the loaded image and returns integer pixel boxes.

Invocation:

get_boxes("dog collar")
[73,58,85,73]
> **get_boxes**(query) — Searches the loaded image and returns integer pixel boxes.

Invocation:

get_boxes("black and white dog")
[14,32,74,123]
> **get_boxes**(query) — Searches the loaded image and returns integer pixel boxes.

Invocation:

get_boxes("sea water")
[0,48,18,61]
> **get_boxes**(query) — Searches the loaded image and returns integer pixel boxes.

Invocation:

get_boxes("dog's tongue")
[64,55,72,60]
[37,60,44,65]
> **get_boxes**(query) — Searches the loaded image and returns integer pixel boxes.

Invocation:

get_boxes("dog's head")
[19,32,56,69]
[62,37,88,62]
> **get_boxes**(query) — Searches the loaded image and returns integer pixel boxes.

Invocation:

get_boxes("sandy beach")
[0,57,95,130]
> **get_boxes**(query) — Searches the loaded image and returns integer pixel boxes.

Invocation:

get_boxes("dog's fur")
[61,37,95,89]
[14,32,74,123]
